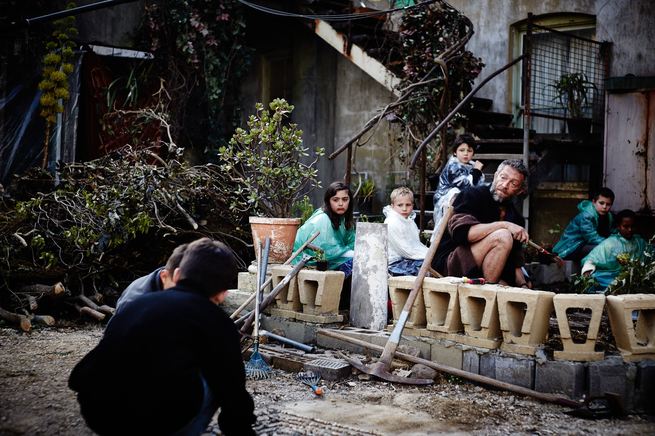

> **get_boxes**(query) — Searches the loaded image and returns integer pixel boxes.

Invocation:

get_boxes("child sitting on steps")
[432,134,485,236]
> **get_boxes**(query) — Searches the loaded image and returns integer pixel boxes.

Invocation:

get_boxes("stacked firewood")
[0,282,118,331]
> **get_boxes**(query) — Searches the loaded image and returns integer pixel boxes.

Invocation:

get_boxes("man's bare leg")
[469,229,513,282]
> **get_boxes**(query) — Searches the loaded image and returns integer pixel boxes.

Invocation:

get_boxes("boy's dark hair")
[592,187,615,202]
[616,209,636,223]
[451,134,478,154]
[322,181,354,230]
[177,238,237,297]
[164,243,188,272]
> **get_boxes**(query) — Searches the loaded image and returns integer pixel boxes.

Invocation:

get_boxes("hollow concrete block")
[553,294,605,361]
[606,294,655,361]
[534,360,586,399]
[496,287,555,355]
[423,277,462,334]
[457,283,501,349]
[271,265,301,311]
[298,269,345,315]
[388,276,426,329]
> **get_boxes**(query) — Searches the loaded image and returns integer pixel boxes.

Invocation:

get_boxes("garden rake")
[295,371,324,396]
[245,237,273,380]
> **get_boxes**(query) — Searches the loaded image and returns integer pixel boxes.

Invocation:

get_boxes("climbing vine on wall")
[37,2,78,169]
[140,0,250,156]
[391,1,484,172]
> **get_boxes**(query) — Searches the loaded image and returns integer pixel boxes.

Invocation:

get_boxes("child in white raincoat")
[383,187,428,276]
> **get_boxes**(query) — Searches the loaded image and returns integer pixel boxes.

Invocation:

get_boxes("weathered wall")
[334,55,397,211]
[604,91,655,213]
[595,0,655,77]
[449,0,596,113]
[74,0,144,48]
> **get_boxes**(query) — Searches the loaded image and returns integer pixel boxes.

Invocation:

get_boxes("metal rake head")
[245,351,272,380]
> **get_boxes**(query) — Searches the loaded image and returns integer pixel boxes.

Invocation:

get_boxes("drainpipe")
[522,13,533,232]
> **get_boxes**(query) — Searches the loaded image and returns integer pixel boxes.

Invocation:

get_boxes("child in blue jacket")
[553,187,615,262]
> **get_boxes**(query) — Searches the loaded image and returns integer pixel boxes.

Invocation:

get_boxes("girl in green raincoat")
[581,209,649,292]
[292,181,355,275]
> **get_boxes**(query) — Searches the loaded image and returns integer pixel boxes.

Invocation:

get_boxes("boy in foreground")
[69,238,255,435]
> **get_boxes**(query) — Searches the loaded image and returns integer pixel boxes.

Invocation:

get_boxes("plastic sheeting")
[0,53,81,186]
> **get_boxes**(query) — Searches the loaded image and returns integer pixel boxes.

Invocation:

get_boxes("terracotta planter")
[249,216,301,264]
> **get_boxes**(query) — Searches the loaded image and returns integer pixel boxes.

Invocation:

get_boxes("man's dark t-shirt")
[432,184,525,277]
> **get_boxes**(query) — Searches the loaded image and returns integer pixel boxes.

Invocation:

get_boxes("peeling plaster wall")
[449,0,596,113]
[334,56,396,211]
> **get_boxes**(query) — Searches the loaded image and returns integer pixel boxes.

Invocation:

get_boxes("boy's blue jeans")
[171,377,219,436]
[388,258,424,276]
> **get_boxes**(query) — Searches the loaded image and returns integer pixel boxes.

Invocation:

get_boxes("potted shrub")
[219,98,324,262]
[552,72,596,138]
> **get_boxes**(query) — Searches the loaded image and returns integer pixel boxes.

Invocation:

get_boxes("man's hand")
[504,222,529,243]
[473,160,484,171]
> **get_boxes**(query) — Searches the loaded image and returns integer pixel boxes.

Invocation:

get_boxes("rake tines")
[245,237,273,381]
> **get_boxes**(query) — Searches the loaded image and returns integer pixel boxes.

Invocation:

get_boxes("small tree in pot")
[219,98,324,262]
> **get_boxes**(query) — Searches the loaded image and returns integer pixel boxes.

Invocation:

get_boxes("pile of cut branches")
[0,145,250,329]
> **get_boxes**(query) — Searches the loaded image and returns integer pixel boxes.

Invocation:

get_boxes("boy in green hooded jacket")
[553,187,615,262]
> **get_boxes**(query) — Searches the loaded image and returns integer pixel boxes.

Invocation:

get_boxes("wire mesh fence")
[527,23,609,129]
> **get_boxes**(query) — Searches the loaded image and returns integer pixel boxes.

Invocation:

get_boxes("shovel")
[340,204,455,385]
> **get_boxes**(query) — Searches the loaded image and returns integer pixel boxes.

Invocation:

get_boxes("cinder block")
[237,271,257,292]
[304,358,351,381]
[479,352,497,379]
[525,262,566,286]
[553,294,605,361]
[587,356,637,411]
[635,361,655,413]
[430,340,463,370]
[457,283,502,349]
[463,350,480,374]
[534,360,585,399]
[497,288,555,355]
[400,336,432,360]
[294,312,344,324]
[423,277,462,333]
[494,354,535,389]
[271,265,301,311]
[298,270,345,315]
[388,276,427,328]
[606,294,655,361]
[261,315,319,345]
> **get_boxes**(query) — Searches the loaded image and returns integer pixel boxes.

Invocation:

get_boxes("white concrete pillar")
[350,222,388,330]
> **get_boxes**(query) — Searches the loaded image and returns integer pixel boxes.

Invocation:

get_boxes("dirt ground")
[1,324,654,435]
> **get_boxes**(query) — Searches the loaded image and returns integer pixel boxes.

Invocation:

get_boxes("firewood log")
[73,303,105,321]
[18,282,66,298]
[97,305,115,316]
[30,314,56,326]
[0,305,31,332]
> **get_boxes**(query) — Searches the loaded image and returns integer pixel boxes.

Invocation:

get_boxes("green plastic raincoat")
[553,200,614,259]
[292,209,355,270]
[581,234,648,290]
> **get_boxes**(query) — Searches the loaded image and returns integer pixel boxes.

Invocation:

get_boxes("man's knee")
[489,229,513,249]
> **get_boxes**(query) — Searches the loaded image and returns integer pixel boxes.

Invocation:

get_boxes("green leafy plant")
[570,273,600,294]
[552,72,596,119]
[608,244,655,295]
[219,98,325,218]
[291,195,315,226]
[355,177,377,201]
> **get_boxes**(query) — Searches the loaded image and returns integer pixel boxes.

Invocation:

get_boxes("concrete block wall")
[553,294,605,361]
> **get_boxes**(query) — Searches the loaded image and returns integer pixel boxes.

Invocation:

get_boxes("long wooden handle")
[378,203,455,366]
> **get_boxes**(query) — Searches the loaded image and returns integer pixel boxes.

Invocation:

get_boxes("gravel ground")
[1,324,654,435]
